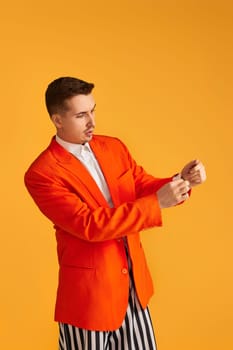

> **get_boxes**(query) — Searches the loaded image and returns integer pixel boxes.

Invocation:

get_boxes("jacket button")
[121,268,128,274]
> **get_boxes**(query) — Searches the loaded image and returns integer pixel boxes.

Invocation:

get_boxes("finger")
[171,179,186,187]
[188,159,199,170]
[191,178,202,185]
[181,192,189,200]
[190,170,206,185]
[179,187,190,196]
[179,180,190,187]
[189,162,202,174]
[175,180,190,194]
[177,192,189,203]
[188,173,201,182]
[191,167,206,181]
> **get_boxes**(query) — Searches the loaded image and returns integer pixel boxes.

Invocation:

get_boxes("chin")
[86,135,93,142]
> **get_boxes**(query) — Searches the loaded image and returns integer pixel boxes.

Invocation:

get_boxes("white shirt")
[55,135,113,207]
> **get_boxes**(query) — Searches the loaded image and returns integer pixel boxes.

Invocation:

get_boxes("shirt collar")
[55,135,91,157]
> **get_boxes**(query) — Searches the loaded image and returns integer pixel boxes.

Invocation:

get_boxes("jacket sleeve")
[115,138,172,198]
[24,166,164,242]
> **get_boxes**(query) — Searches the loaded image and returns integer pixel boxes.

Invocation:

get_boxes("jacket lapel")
[49,137,110,207]
[90,137,119,206]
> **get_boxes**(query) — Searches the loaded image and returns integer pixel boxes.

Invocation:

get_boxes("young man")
[24,77,206,350]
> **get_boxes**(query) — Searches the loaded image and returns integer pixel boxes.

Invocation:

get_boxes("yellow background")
[1,1,232,349]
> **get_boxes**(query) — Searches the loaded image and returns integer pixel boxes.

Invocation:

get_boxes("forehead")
[65,94,95,113]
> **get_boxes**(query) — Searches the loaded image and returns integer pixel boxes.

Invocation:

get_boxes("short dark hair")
[45,76,94,116]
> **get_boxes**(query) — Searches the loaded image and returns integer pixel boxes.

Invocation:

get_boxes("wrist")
[173,173,182,181]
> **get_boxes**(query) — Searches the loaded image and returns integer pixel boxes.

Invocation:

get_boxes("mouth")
[85,129,94,137]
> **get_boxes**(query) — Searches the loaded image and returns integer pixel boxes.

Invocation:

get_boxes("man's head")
[45,76,94,116]
[45,77,96,144]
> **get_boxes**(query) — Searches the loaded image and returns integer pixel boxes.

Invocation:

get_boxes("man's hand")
[157,179,190,209]
[181,160,206,187]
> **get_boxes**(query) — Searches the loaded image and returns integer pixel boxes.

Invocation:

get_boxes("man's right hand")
[157,179,190,209]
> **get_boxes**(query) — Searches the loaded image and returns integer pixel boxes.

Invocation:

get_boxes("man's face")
[52,94,96,144]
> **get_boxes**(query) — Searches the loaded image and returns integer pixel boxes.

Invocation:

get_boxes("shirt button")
[122,268,128,274]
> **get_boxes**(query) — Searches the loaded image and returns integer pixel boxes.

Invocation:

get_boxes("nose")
[86,112,95,127]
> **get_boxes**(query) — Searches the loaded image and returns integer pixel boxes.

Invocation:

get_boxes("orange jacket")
[24,135,171,331]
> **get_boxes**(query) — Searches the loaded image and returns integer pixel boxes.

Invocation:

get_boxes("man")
[24,77,206,350]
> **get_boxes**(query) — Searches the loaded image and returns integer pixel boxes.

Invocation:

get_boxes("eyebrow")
[74,103,96,116]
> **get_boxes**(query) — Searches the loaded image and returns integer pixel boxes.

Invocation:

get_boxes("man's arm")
[116,139,205,205]
[24,168,163,242]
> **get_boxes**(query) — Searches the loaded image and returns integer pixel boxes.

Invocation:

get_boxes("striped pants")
[58,283,157,350]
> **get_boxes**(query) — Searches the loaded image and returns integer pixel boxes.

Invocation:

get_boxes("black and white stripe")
[59,284,157,350]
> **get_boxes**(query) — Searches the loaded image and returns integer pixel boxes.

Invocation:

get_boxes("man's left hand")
[181,160,206,187]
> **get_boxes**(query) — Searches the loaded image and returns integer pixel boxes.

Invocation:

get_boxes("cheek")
[66,120,83,131]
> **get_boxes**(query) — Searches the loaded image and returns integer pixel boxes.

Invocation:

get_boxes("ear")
[51,114,63,129]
